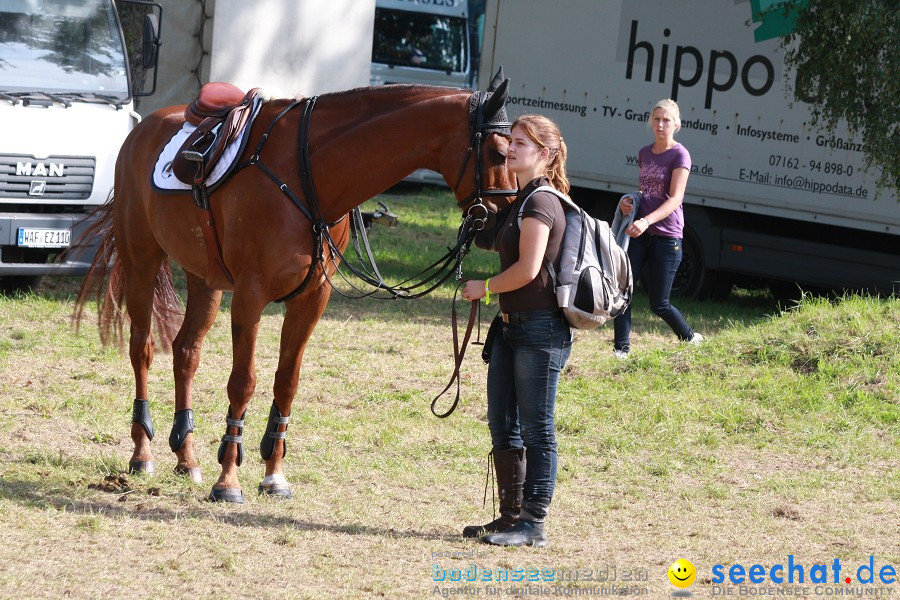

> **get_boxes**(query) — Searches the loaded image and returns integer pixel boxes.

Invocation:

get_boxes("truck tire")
[672,227,732,300]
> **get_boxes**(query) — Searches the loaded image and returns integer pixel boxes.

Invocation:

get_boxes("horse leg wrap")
[259,403,290,461]
[168,409,195,452]
[132,399,155,440]
[217,411,245,467]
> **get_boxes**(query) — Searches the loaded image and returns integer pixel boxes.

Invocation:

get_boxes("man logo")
[29,181,46,196]
[17,161,64,177]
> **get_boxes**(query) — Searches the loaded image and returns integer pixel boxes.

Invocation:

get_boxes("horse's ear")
[483,78,509,118]
[487,66,506,92]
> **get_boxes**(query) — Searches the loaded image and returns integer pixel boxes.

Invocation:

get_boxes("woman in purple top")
[614,99,703,357]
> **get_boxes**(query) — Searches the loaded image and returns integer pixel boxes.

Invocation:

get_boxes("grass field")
[0,185,897,599]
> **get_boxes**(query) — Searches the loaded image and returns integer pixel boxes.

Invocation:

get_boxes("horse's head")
[449,69,517,231]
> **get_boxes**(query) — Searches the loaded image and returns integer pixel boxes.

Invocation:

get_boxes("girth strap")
[217,411,246,467]
[192,185,235,288]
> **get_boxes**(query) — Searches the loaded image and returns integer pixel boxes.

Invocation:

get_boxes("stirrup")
[217,410,245,467]
[168,409,194,452]
[259,403,290,460]
[181,150,204,162]
[132,399,154,440]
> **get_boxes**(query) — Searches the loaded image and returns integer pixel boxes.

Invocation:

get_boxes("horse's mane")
[293,83,470,103]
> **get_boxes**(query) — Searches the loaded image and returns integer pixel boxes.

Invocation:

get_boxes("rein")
[248,90,514,303]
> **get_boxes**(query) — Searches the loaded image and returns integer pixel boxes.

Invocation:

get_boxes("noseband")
[454,91,517,230]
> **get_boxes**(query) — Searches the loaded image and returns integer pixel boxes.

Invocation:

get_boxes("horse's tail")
[73,193,181,352]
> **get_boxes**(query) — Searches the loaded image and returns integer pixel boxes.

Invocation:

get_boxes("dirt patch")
[87,473,131,493]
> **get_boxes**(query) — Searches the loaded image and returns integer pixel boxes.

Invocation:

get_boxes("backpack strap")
[516,185,577,288]
[516,186,578,225]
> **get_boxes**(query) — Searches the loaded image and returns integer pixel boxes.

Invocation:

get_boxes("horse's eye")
[490,150,507,163]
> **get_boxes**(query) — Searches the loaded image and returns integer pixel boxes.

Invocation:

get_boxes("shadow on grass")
[0,475,457,542]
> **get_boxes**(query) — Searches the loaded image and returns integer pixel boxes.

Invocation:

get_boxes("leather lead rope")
[431,284,481,418]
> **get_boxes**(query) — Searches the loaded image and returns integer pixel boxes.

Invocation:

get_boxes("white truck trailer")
[479,0,898,298]
[0,0,160,292]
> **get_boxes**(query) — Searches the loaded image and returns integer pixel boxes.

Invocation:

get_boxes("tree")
[769,0,899,192]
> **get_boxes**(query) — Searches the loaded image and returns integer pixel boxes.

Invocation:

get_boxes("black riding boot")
[481,497,550,547]
[462,448,525,538]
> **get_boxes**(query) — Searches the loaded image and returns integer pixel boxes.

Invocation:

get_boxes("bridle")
[452,91,518,231]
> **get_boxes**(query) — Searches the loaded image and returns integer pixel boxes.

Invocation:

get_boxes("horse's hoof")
[174,465,203,483]
[129,460,156,475]
[258,483,293,499]
[258,474,292,499]
[208,487,244,503]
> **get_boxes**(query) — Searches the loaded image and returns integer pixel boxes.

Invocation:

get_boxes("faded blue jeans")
[487,310,572,510]
[614,234,694,352]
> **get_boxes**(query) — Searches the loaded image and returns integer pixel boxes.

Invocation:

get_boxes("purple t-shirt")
[638,142,691,238]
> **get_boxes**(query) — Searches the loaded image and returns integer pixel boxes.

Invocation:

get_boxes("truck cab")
[0,0,159,292]
[371,0,473,89]
[370,0,482,186]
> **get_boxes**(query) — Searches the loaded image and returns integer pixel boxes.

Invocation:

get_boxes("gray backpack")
[519,186,633,329]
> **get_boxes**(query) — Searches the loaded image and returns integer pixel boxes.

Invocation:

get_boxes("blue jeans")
[614,235,694,352]
[487,311,572,505]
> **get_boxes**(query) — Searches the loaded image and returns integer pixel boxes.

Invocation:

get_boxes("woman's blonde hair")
[511,114,570,194]
[651,98,682,133]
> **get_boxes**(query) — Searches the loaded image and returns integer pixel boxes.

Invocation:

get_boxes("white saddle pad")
[152,97,263,191]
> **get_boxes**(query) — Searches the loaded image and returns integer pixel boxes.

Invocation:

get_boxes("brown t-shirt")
[494,177,566,313]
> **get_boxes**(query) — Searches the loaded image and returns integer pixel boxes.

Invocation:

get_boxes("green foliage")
[778,1,899,191]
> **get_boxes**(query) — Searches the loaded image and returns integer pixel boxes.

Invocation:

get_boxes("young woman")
[459,114,572,547]
[613,99,702,358]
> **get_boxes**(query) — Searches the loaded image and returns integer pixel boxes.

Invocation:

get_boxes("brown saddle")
[172,82,262,186]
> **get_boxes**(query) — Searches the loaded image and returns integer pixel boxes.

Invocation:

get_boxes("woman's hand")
[619,196,634,216]
[461,279,487,302]
[626,217,650,238]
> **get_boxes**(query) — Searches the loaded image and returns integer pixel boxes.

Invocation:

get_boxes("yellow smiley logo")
[668,558,697,588]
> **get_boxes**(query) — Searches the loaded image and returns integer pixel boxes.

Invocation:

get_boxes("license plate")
[16,228,71,248]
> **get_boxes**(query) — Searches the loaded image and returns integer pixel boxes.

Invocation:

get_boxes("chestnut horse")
[75,75,516,503]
